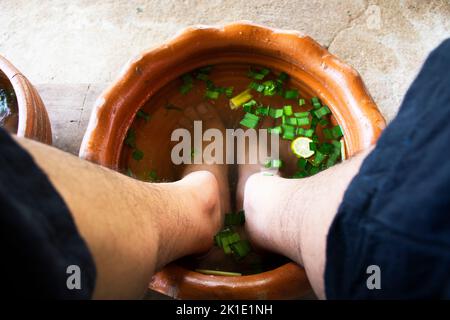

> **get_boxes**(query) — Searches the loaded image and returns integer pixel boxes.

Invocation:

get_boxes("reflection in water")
[0,71,18,132]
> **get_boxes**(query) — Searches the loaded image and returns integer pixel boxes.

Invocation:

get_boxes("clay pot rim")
[0,54,52,143]
[80,21,386,298]
[0,55,29,137]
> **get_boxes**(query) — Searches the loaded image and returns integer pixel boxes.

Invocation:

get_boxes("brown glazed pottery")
[80,22,386,299]
[0,55,52,144]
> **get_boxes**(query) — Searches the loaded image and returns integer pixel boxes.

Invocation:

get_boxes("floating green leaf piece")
[136,109,150,122]
[132,149,144,161]
[124,129,136,148]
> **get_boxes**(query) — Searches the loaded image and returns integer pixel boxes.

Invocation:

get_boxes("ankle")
[181,171,222,219]
[243,174,285,251]
[243,173,306,264]
[177,171,223,251]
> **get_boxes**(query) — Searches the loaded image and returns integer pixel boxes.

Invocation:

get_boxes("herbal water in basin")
[120,63,344,276]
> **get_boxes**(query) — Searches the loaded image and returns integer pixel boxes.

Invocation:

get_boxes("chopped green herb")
[268,126,282,134]
[318,143,334,155]
[297,158,308,170]
[292,171,308,178]
[126,168,134,177]
[318,118,329,126]
[323,128,333,140]
[223,232,241,255]
[324,125,343,139]
[180,83,193,94]
[248,67,270,80]
[278,72,289,81]
[313,106,331,119]
[197,65,212,74]
[225,86,234,98]
[284,89,299,99]
[205,79,215,90]
[224,211,246,226]
[164,103,183,112]
[309,166,320,176]
[249,82,265,92]
[311,151,326,166]
[297,128,314,138]
[311,97,320,104]
[256,106,269,116]
[283,105,293,116]
[230,240,252,259]
[230,89,253,109]
[190,148,197,161]
[240,112,260,128]
[196,73,209,81]
[282,125,295,140]
[242,99,257,112]
[265,159,283,169]
[124,129,136,148]
[205,90,220,100]
[269,108,284,118]
[294,111,310,118]
[310,116,319,130]
[298,98,306,106]
[148,170,158,182]
[214,228,233,247]
[312,135,320,143]
[132,149,144,161]
[331,140,341,150]
[262,80,276,96]
[180,74,194,94]
[326,152,340,168]
[331,125,343,138]
[260,68,270,76]
[195,269,242,277]
[136,109,150,122]
[296,117,310,126]
[286,117,297,126]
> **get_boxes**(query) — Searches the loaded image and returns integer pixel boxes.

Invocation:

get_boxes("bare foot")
[235,115,275,210]
[177,102,231,215]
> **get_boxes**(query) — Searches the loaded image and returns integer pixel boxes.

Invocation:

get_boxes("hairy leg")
[242,148,371,299]
[15,136,222,299]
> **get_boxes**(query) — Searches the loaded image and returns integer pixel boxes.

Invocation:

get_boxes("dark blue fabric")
[325,39,450,299]
[0,130,96,299]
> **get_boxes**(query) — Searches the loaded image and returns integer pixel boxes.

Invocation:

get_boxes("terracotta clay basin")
[0,55,52,143]
[80,22,385,299]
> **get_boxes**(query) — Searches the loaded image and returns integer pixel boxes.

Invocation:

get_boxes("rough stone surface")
[328,0,450,121]
[1,0,449,128]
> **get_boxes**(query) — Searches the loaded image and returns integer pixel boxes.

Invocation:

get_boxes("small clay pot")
[0,55,52,143]
[80,22,385,299]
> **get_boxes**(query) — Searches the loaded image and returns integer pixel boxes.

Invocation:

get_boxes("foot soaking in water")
[122,65,345,276]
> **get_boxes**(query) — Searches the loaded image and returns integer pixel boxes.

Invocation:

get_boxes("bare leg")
[238,147,371,299]
[235,115,274,210]
[173,102,237,270]
[15,136,223,299]
[177,102,231,214]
